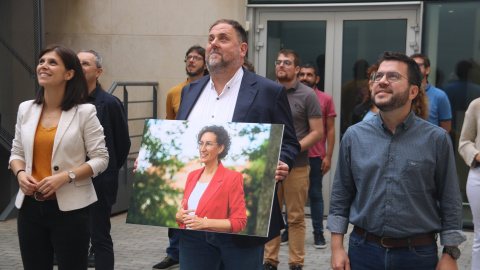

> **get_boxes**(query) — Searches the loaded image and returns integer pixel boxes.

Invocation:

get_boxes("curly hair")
[412,87,429,120]
[197,125,231,160]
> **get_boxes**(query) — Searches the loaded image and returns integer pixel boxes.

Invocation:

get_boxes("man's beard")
[206,48,241,75]
[300,79,315,88]
[372,86,410,112]
[186,65,204,77]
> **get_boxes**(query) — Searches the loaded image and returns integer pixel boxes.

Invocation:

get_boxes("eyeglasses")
[197,141,218,149]
[274,60,293,66]
[185,55,203,62]
[372,72,413,84]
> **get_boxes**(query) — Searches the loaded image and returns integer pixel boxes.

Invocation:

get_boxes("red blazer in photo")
[180,162,247,233]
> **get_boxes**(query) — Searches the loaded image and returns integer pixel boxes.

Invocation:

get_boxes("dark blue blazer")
[177,68,300,247]
[93,87,131,206]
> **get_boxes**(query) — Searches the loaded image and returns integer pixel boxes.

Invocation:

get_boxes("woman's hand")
[17,171,37,196]
[176,199,195,224]
[183,215,208,230]
[37,172,69,198]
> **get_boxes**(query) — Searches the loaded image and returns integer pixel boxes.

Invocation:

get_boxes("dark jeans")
[348,230,438,270]
[90,201,114,270]
[179,230,264,270]
[18,196,90,270]
[166,228,180,261]
[308,157,324,232]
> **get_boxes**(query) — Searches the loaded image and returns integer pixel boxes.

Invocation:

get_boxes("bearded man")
[328,51,466,270]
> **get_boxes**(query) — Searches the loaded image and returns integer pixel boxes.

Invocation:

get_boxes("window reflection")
[424,1,480,227]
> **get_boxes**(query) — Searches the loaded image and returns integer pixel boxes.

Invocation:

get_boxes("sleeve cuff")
[440,230,467,246]
[326,215,349,234]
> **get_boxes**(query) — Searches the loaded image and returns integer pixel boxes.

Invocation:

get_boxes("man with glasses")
[165,45,208,121]
[77,50,131,270]
[153,45,208,270]
[328,51,466,270]
[411,53,452,132]
[263,50,323,270]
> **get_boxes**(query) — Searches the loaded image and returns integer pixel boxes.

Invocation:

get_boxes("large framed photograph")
[126,120,284,237]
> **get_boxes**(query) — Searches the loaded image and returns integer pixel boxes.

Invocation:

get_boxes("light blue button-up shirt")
[327,111,466,246]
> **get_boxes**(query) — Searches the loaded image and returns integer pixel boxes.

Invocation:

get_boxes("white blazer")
[9,100,109,211]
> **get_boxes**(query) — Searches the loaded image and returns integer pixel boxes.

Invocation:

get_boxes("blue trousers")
[179,230,264,270]
[17,196,90,270]
[308,157,324,232]
[348,230,438,270]
[166,228,180,261]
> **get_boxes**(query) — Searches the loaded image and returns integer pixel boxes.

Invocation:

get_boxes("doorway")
[249,2,422,213]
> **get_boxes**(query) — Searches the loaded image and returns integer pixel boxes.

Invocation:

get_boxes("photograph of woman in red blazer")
[176,125,247,233]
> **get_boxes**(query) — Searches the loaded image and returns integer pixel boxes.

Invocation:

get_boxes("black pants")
[90,201,114,270]
[18,196,90,270]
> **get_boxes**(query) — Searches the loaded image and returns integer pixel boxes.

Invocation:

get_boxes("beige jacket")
[459,98,480,167]
[9,101,109,211]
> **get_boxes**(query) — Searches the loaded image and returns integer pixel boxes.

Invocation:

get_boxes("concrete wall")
[44,0,246,151]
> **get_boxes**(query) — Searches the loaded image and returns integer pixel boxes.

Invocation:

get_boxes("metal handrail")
[107,81,158,181]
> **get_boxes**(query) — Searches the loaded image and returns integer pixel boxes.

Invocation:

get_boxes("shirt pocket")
[401,159,435,194]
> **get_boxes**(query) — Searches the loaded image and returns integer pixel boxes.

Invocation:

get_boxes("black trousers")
[89,201,114,270]
[17,196,90,270]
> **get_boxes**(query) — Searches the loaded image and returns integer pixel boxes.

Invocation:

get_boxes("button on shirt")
[327,111,466,246]
[187,68,243,122]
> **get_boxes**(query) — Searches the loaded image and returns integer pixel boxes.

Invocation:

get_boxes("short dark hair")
[210,19,247,44]
[197,125,231,160]
[456,60,473,81]
[300,62,318,76]
[186,45,206,62]
[378,51,422,89]
[278,49,301,68]
[186,45,208,75]
[410,53,431,68]
[34,44,88,111]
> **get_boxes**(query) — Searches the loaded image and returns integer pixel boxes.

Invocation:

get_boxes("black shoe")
[290,265,302,270]
[262,262,278,270]
[280,229,288,246]
[87,252,95,268]
[314,231,327,249]
[152,256,179,270]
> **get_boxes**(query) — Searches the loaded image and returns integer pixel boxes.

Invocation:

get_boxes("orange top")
[31,124,57,183]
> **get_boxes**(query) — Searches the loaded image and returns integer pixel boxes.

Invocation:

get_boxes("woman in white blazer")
[459,98,480,270]
[9,44,108,270]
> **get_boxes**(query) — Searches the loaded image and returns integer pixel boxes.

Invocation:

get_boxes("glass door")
[252,4,421,213]
[334,11,418,137]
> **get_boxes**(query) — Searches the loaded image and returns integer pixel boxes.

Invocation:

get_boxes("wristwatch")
[443,247,461,259]
[68,170,76,183]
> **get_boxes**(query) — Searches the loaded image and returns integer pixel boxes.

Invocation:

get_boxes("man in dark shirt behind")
[78,49,131,270]
[328,51,465,270]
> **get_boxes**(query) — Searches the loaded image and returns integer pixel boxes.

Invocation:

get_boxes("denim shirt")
[327,111,466,246]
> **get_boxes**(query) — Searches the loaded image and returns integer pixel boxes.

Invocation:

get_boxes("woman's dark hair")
[197,125,231,160]
[34,44,88,111]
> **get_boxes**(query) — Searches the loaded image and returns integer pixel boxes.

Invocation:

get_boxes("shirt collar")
[208,67,244,96]
[424,82,432,92]
[87,86,99,103]
[284,79,301,92]
[376,110,416,133]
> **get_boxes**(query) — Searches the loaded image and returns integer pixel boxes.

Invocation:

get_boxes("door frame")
[247,2,422,216]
